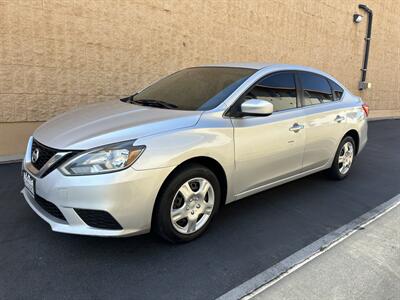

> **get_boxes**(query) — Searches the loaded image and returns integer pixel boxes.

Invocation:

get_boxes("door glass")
[245,73,297,112]
[299,72,334,106]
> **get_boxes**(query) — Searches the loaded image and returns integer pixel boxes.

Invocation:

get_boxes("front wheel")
[153,164,221,243]
[328,136,356,180]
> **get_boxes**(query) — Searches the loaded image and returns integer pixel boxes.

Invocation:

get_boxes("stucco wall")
[0,0,399,155]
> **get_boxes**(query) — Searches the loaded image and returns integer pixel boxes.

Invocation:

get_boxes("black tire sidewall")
[154,164,221,243]
[329,136,356,180]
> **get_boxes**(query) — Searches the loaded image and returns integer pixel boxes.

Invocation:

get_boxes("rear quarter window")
[328,79,344,100]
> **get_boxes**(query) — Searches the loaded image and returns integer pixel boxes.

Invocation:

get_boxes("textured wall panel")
[0,0,399,122]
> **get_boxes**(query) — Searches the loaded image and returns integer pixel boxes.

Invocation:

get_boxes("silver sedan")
[22,63,368,243]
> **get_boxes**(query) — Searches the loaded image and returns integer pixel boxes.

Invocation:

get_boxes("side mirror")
[240,99,273,116]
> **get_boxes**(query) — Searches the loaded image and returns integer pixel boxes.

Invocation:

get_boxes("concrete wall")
[0,0,399,156]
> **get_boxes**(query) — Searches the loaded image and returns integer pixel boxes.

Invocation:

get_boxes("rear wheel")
[153,164,221,243]
[328,136,355,180]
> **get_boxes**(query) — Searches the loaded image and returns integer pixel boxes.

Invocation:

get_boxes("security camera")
[353,14,363,23]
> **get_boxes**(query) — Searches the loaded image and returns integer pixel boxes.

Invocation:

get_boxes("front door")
[230,72,305,197]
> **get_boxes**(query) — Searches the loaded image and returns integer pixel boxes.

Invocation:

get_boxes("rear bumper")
[21,165,174,237]
[358,118,368,154]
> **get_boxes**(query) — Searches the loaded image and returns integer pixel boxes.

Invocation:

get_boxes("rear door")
[297,72,346,171]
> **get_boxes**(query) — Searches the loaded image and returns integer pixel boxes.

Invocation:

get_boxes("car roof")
[198,62,350,98]
[200,62,344,86]
[201,62,275,70]
[201,62,331,73]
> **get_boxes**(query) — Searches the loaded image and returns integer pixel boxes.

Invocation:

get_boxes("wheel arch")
[150,156,228,229]
[344,129,360,154]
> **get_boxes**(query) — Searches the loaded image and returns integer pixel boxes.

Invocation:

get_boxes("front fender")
[132,111,235,202]
[133,126,234,173]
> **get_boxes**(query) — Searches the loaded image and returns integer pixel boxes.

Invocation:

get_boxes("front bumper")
[21,164,174,237]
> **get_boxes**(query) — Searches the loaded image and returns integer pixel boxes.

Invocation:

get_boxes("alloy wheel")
[338,141,354,175]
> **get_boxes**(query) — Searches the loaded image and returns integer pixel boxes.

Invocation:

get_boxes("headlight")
[60,141,145,176]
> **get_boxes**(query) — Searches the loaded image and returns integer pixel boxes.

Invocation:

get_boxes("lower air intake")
[35,195,67,222]
[75,209,123,230]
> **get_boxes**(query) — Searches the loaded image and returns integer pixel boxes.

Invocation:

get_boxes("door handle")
[289,123,304,133]
[335,115,345,123]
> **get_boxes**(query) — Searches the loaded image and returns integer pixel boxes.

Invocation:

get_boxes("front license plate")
[23,171,35,195]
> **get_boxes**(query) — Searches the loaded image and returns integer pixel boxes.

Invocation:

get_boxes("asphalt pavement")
[0,120,399,300]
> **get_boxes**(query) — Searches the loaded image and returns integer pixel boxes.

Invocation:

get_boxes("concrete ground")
[0,120,399,299]
[252,204,400,300]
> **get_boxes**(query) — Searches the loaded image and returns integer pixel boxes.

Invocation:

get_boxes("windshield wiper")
[120,93,138,103]
[130,99,178,109]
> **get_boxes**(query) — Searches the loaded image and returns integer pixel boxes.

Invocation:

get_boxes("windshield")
[126,67,256,111]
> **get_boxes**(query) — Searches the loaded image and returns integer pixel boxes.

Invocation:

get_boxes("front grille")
[75,209,123,230]
[30,139,81,177]
[31,139,58,170]
[35,195,67,222]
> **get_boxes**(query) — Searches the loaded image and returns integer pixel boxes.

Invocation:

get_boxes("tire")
[328,136,356,180]
[153,163,221,243]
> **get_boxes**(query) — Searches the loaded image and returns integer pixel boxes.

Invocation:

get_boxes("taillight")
[362,103,369,117]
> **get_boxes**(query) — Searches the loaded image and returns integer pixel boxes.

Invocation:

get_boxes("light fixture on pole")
[353,14,363,23]
[354,4,373,90]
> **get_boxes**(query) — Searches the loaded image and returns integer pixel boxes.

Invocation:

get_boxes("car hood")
[34,100,203,150]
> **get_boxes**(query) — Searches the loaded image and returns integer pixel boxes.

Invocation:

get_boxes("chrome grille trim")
[24,137,74,178]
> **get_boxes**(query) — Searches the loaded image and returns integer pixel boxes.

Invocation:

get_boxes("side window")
[245,72,297,112]
[299,72,333,106]
[328,79,344,100]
